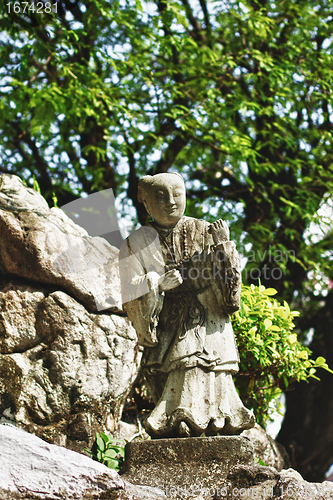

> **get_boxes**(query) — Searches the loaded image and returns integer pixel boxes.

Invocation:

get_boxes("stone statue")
[119,173,255,438]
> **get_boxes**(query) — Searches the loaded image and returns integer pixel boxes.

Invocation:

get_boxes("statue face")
[145,175,186,228]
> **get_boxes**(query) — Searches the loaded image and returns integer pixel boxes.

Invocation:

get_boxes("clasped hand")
[158,269,183,292]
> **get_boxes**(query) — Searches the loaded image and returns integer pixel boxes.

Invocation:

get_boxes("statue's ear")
[142,199,150,216]
[137,175,153,203]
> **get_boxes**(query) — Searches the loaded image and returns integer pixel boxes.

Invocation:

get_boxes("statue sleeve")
[210,240,241,316]
[118,238,164,347]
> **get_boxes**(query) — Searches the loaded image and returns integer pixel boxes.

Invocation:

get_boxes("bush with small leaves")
[232,284,333,427]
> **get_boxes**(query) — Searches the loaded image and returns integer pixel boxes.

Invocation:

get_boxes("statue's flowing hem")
[143,367,255,438]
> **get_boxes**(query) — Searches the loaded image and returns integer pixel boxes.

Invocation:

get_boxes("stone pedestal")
[120,435,255,497]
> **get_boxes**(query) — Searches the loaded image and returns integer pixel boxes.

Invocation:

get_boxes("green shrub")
[85,432,125,472]
[232,283,333,427]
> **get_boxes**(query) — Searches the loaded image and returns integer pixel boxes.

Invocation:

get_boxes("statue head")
[138,173,186,228]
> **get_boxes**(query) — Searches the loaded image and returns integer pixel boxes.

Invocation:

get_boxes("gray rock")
[0,424,167,500]
[0,281,46,354]
[110,481,166,499]
[0,174,141,451]
[0,423,123,499]
[116,421,141,442]
[0,174,122,313]
[241,423,289,470]
[0,282,141,451]
[223,464,333,499]
[0,174,49,212]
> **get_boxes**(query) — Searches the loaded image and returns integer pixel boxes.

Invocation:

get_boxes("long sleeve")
[118,231,165,347]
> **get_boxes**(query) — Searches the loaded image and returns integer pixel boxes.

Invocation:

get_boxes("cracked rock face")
[0,424,167,500]
[0,174,122,313]
[0,174,141,452]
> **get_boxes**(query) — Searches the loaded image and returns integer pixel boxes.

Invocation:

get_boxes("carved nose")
[167,194,175,205]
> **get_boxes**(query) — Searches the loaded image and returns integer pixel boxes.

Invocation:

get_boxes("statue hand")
[208,219,230,245]
[158,269,183,292]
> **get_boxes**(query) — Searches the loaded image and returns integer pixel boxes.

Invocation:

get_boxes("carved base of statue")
[120,434,255,493]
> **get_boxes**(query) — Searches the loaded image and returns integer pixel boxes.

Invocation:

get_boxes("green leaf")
[264,318,272,330]
[103,449,117,459]
[96,433,105,452]
[262,288,278,296]
[100,431,110,445]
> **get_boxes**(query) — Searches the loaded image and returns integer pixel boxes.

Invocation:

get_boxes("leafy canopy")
[1,0,333,302]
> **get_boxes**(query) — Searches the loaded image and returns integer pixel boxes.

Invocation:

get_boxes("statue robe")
[119,216,255,437]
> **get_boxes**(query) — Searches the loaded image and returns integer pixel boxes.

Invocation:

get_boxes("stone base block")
[120,435,255,496]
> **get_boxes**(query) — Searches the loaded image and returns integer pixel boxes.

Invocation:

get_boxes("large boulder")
[0,174,121,313]
[0,175,141,451]
[0,424,165,500]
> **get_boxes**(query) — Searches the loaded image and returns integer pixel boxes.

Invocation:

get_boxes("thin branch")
[155,132,190,173]
[198,0,212,46]
[10,121,53,193]
[29,55,53,85]
[180,0,203,42]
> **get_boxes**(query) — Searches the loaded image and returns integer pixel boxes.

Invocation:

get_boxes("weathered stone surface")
[116,421,141,442]
[223,464,333,499]
[1,418,329,500]
[109,481,166,499]
[0,424,167,500]
[120,435,255,494]
[0,174,49,212]
[0,174,121,313]
[0,423,123,499]
[0,174,141,451]
[0,281,46,354]
[0,282,141,451]
[242,424,289,470]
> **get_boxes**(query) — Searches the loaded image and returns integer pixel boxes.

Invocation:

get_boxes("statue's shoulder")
[182,216,210,232]
[119,225,159,258]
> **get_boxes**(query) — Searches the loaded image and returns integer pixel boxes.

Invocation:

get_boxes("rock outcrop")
[2,424,332,500]
[0,174,141,451]
[0,174,122,313]
[224,464,333,500]
[242,423,289,471]
[0,424,165,500]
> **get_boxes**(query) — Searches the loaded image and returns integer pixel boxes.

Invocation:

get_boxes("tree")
[1,0,333,480]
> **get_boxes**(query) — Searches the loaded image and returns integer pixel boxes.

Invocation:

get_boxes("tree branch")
[180,0,203,42]
[155,132,190,173]
[198,0,212,46]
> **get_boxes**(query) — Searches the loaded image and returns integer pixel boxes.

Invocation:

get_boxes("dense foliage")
[232,283,332,426]
[2,1,333,282]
